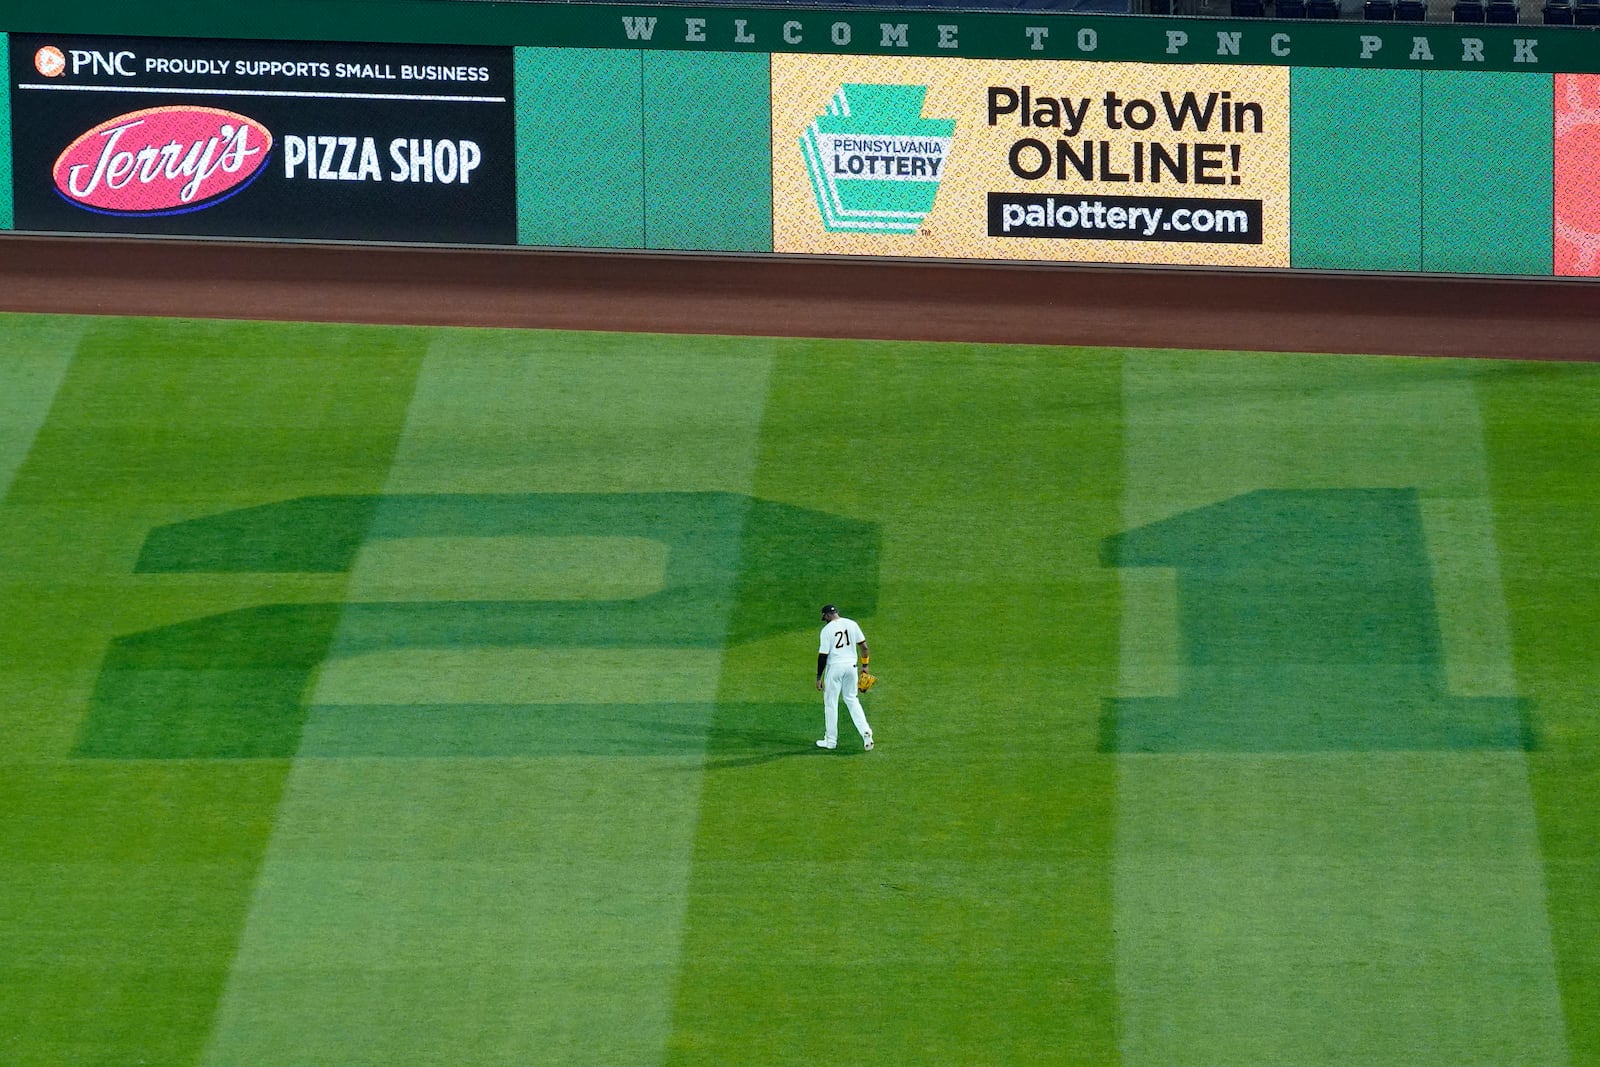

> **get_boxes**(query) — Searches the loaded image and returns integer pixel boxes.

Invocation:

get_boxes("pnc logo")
[67,49,138,77]
[34,46,66,78]
[53,106,274,216]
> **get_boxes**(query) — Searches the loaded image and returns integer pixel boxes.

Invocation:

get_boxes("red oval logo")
[53,106,273,216]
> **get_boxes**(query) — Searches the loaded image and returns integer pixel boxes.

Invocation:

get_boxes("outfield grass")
[0,314,1597,1065]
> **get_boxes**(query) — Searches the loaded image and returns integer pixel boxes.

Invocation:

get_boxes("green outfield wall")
[1,0,1596,276]
[0,32,10,231]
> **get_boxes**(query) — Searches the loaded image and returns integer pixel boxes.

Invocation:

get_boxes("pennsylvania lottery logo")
[799,84,955,234]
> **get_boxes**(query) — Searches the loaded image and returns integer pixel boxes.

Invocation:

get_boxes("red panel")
[1554,74,1600,277]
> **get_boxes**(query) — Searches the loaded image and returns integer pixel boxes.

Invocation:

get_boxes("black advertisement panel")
[10,34,515,244]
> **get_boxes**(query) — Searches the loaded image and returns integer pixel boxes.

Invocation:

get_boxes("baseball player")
[815,603,874,751]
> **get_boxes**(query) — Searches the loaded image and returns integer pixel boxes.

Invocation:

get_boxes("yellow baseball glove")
[857,669,878,693]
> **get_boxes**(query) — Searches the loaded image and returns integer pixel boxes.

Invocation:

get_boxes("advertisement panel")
[9,34,515,243]
[773,55,1290,268]
[1555,73,1600,277]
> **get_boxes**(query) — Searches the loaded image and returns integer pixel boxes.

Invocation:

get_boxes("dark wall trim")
[0,235,1592,361]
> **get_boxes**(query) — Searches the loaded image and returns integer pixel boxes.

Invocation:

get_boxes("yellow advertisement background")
[773,55,1290,267]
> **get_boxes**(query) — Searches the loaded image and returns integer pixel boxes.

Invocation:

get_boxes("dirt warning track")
[0,235,1594,362]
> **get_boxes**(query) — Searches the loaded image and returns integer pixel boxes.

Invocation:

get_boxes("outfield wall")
[2,1,1598,277]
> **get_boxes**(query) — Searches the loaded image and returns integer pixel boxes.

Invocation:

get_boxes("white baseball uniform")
[819,616,872,747]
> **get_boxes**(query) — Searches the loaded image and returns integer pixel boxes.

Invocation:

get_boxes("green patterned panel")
[514,47,643,249]
[1290,67,1421,272]
[1,34,11,230]
[642,51,771,253]
[1422,71,1553,276]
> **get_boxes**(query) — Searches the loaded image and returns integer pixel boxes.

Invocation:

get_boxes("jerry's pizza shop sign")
[10,33,518,244]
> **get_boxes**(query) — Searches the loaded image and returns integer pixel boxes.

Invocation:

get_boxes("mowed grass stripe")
[1481,359,1600,1062]
[0,316,430,1067]
[1114,350,1566,1063]
[200,330,776,1066]
[0,314,81,511]
[666,341,1123,1064]
[0,314,85,760]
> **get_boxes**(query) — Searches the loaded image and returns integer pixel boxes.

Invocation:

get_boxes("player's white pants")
[822,663,871,744]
